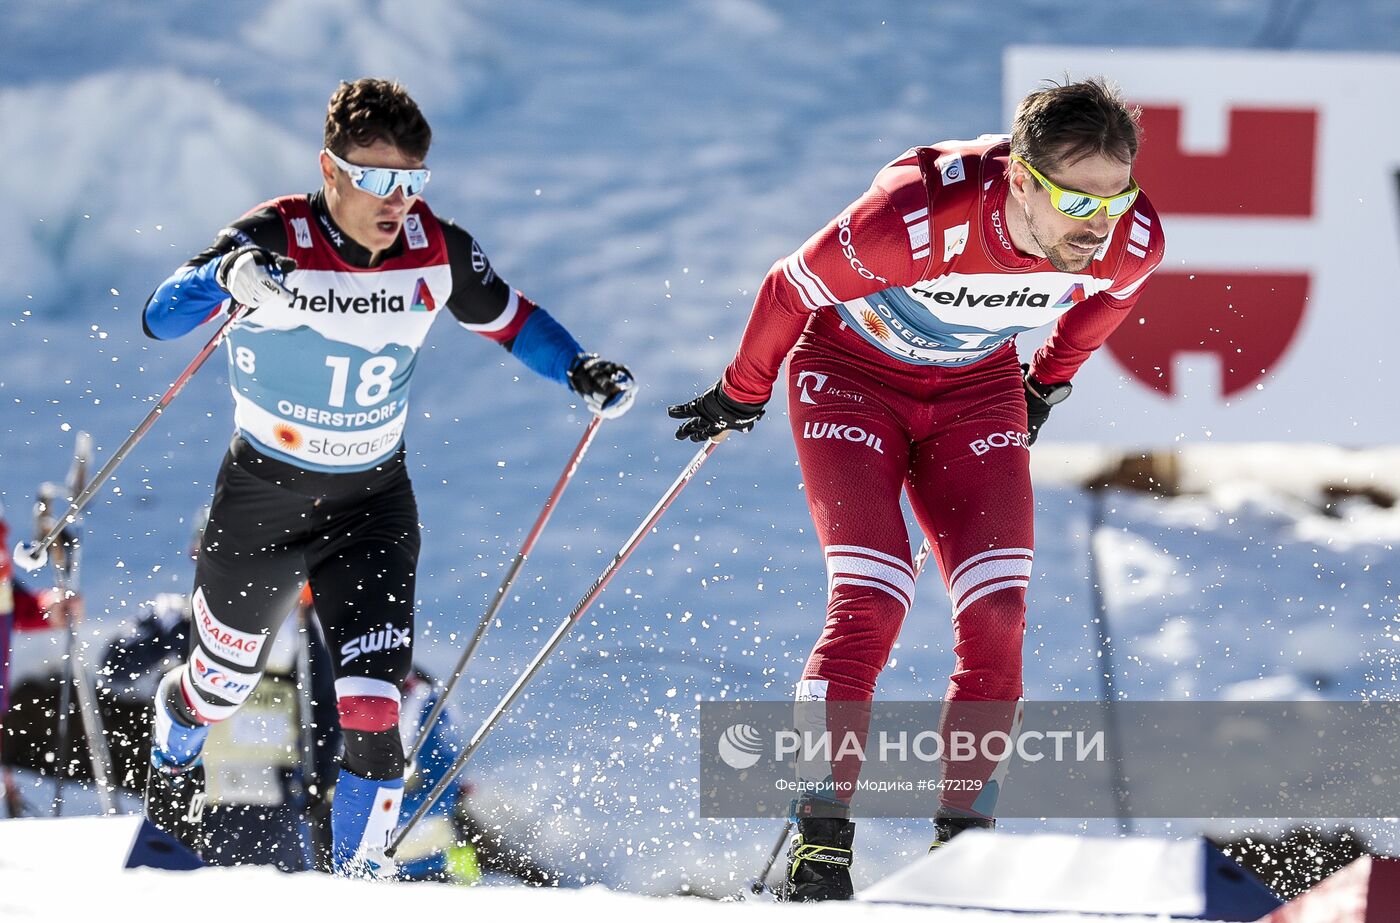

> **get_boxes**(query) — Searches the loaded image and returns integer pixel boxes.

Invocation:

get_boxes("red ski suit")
[1,517,65,781]
[721,137,1164,815]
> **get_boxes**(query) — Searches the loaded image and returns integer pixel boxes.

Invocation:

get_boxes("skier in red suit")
[669,78,1165,901]
[0,508,82,816]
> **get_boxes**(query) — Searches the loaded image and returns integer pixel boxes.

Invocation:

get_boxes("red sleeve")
[721,169,926,404]
[11,583,55,631]
[1029,200,1166,384]
[1,520,57,631]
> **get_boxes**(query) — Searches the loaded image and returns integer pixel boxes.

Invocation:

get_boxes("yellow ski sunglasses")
[1011,154,1139,221]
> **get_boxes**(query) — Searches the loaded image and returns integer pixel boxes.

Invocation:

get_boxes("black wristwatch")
[1025,374,1073,406]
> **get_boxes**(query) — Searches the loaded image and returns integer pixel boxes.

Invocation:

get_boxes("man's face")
[1010,151,1133,273]
[319,139,426,255]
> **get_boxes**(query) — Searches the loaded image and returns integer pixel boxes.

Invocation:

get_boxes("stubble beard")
[1046,248,1092,274]
[1026,207,1100,273]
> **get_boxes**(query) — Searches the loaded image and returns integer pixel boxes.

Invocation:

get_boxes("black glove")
[568,354,637,419]
[215,245,297,315]
[667,380,767,442]
[1022,364,1071,446]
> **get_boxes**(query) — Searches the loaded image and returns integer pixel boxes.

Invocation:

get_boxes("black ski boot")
[780,817,856,902]
[928,810,994,852]
[144,759,208,857]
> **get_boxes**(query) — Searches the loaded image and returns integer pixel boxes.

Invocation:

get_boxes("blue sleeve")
[142,259,228,340]
[402,694,467,819]
[507,306,584,386]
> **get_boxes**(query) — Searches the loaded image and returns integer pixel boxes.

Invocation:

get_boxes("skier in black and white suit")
[139,77,636,876]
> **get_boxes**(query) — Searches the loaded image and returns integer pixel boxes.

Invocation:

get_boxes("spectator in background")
[0,502,82,816]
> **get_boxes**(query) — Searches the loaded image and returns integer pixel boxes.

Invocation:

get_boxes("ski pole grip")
[12,541,48,573]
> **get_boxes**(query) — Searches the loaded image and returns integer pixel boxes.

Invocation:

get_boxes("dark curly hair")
[1011,76,1140,172]
[324,78,432,161]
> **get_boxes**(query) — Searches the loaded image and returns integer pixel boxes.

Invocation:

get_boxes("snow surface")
[2,0,1399,913]
[0,864,1188,923]
[0,819,1216,923]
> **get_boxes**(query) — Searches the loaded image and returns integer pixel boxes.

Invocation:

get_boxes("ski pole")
[407,415,603,766]
[42,438,118,815]
[65,623,117,814]
[746,534,934,896]
[1085,487,1133,834]
[54,446,85,812]
[63,436,116,812]
[293,592,318,814]
[389,434,728,857]
[37,484,75,816]
[12,307,248,573]
[750,819,795,895]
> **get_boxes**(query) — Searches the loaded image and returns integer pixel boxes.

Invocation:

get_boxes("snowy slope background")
[2,0,1399,900]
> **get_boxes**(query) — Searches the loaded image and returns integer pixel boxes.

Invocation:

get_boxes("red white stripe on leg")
[948,548,1033,616]
[335,677,402,732]
[825,545,916,613]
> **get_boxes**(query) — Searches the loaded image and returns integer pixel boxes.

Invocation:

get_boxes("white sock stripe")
[782,258,821,311]
[953,578,1031,617]
[825,544,914,575]
[829,575,913,612]
[827,554,917,602]
[948,547,1033,585]
[796,252,839,305]
[950,556,1034,606]
[335,677,402,704]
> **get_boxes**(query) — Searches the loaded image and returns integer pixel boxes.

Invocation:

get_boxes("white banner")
[1005,48,1400,444]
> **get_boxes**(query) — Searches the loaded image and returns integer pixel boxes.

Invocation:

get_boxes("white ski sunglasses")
[323,148,430,199]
